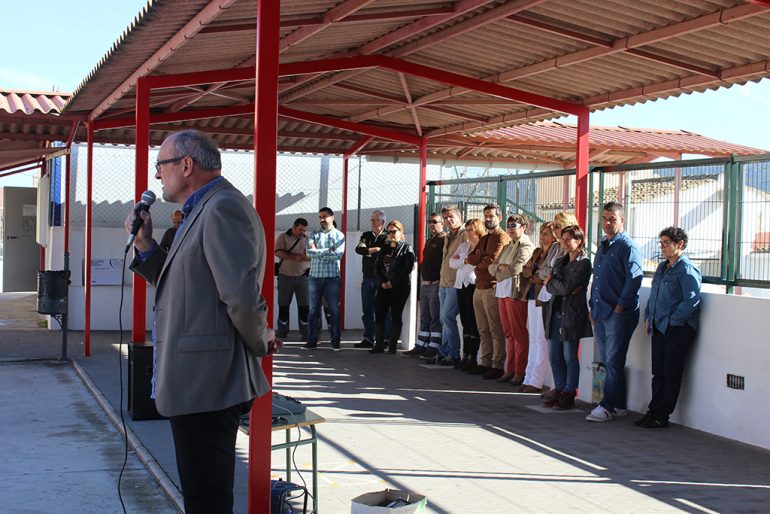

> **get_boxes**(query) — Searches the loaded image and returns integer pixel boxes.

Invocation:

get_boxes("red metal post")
[64,152,71,255]
[84,123,94,356]
[132,77,150,344]
[250,0,279,512]
[575,109,590,229]
[417,139,428,261]
[340,156,349,329]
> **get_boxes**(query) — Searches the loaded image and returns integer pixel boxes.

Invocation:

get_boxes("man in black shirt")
[159,209,183,251]
[354,210,389,348]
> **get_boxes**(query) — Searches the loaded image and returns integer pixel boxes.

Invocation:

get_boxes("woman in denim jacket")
[637,227,701,428]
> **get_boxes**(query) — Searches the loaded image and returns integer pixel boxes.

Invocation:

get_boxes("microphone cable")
[272,400,317,514]
[116,247,130,514]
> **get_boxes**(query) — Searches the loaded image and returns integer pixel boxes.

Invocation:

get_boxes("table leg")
[311,425,318,514]
[285,428,291,483]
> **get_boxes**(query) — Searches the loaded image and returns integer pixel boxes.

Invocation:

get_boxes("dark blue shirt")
[590,231,644,320]
[645,254,701,333]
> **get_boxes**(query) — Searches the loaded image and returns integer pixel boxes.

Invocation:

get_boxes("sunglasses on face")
[429,220,442,224]
[387,229,399,234]
[506,222,523,228]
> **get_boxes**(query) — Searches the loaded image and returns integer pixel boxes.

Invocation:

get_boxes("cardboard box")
[351,489,427,513]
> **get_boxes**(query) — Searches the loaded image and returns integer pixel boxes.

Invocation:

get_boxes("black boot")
[371,320,386,353]
[298,305,309,339]
[388,322,402,354]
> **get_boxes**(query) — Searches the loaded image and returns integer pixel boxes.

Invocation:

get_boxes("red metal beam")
[250,0,279,512]
[64,152,71,255]
[329,83,488,122]
[279,0,494,100]
[575,110,590,229]
[505,14,720,78]
[0,162,41,178]
[132,78,150,345]
[344,135,375,158]
[93,104,256,130]
[280,0,374,53]
[278,106,423,146]
[84,122,94,357]
[89,0,240,120]
[280,55,584,115]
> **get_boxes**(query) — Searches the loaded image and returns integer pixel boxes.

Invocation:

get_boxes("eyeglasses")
[552,223,562,229]
[155,156,185,173]
[428,220,442,224]
[386,230,399,234]
[658,240,674,246]
[506,222,523,228]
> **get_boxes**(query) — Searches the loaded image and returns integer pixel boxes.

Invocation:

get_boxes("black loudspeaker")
[128,343,166,421]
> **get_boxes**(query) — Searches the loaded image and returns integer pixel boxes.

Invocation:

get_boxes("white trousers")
[523,300,549,388]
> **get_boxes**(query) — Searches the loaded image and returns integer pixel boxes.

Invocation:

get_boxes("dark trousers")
[457,284,479,359]
[648,325,696,421]
[169,400,253,514]
[374,284,410,350]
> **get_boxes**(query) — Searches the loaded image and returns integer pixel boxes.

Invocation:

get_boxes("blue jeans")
[439,287,461,358]
[547,310,580,393]
[361,277,389,341]
[593,309,639,411]
[308,277,341,344]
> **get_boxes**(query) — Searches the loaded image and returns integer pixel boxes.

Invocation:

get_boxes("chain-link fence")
[429,154,770,291]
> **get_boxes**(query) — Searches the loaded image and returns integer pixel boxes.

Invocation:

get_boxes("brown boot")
[552,391,575,410]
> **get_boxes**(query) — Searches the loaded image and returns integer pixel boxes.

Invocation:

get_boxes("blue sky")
[2,0,769,187]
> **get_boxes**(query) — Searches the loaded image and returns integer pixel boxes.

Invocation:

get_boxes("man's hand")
[124,205,154,252]
[589,311,595,325]
[267,328,283,354]
[614,304,625,313]
[368,247,381,254]
[645,319,650,335]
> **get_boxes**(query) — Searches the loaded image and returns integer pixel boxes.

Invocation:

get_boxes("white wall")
[573,284,770,450]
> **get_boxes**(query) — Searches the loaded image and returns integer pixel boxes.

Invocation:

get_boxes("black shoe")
[467,365,489,375]
[276,331,288,339]
[369,346,384,354]
[354,339,374,349]
[454,356,467,370]
[483,368,504,380]
[633,412,653,427]
[419,348,439,360]
[300,341,317,350]
[639,416,669,428]
[331,342,342,352]
[402,346,424,357]
[438,356,455,366]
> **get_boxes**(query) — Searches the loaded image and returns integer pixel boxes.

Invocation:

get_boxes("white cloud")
[0,68,58,91]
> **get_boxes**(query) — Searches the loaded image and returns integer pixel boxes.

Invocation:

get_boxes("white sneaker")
[613,408,628,417]
[586,405,613,422]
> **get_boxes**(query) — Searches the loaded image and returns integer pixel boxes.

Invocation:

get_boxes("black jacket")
[374,241,415,287]
[544,254,593,341]
[355,230,389,278]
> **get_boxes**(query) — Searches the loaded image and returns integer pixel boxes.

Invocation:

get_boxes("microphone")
[125,190,156,251]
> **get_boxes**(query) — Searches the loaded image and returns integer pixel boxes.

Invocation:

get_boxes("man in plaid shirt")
[303,207,346,351]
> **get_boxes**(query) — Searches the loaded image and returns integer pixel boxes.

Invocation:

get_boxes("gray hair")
[371,209,386,224]
[168,130,221,171]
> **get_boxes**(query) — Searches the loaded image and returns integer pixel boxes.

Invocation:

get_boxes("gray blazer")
[131,178,271,417]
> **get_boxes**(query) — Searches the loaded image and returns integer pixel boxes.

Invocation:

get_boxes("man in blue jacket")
[587,202,644,423]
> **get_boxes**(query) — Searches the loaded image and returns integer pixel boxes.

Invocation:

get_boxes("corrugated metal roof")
[60,0,770,161]
[0,90,74,171]
[0,90,70,114]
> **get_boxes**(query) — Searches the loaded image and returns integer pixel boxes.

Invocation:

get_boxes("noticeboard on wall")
[84,258,128,286]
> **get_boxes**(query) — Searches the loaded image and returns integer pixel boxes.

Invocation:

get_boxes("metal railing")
[429,154,770,292]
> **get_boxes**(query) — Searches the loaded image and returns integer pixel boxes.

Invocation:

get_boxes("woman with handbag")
[449,219,485,371]
[542,225,593,410]
[517,222,557,393]
[371,220,416,354]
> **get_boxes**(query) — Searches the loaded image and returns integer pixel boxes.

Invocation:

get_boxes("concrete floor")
[4,292,770,513]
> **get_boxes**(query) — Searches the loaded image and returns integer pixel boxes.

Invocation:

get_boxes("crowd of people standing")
[277,201,702,427]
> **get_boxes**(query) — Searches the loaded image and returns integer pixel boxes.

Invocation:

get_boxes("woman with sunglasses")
[449,218,485,371]
[371,220,416,354]
[542,225,593,410]
[636,227,701,428]
[517,221,558,393]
